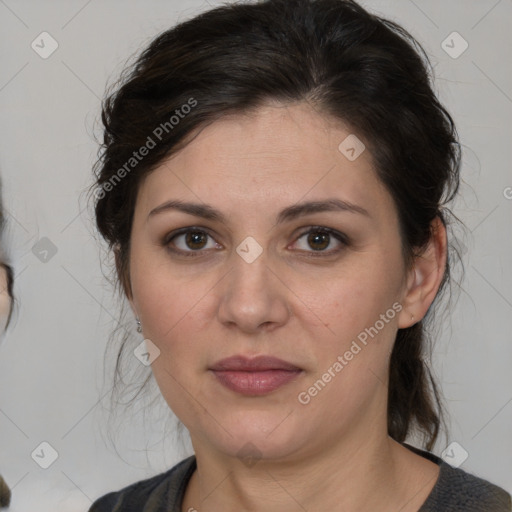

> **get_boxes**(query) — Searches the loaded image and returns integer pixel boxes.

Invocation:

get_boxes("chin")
[194,410,310,462]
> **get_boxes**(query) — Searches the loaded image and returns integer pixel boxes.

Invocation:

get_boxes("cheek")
[316,260,401,335]
[295,282,400,426]
[303,259,404,402]
[130,256,219,393]
[131,265,211,417]
[131,246,208,337]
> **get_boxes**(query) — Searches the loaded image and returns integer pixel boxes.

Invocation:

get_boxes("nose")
[216,247,291,335]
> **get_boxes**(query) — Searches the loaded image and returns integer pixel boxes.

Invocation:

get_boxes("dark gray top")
[88,445,511,511]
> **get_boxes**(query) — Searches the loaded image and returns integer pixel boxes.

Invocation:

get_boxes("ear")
[397,216,447,329]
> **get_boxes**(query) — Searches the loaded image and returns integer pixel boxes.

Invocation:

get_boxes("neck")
[182,420,439,512]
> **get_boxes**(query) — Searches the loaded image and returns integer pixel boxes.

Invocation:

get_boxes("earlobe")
[397,217,447,329]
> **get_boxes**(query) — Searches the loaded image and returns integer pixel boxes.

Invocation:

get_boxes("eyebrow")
[148,198,370,224]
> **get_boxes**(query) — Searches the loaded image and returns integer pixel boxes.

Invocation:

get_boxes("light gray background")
[0,0,511,510]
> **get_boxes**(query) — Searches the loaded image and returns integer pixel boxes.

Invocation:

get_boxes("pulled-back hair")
[93,0,461,451]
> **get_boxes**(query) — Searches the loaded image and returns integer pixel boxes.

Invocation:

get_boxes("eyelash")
[162,226,349,258]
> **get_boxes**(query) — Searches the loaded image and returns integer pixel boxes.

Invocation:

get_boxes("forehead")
[136,102,395,222]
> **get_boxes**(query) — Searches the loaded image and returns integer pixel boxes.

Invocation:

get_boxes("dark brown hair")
[92,0,461,451]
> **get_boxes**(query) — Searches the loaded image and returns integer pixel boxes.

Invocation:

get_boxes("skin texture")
[125,102,446,511]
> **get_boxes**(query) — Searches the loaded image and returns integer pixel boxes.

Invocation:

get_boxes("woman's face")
[127,102,416,462]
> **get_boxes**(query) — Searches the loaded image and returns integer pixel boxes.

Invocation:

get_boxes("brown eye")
[306,231,330,251]
[184,230,209,250]
[293,227,348,256]
[164,228,220,257]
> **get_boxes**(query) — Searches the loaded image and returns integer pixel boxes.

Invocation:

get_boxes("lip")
[210,355,301,372]
[209,355,303,396]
